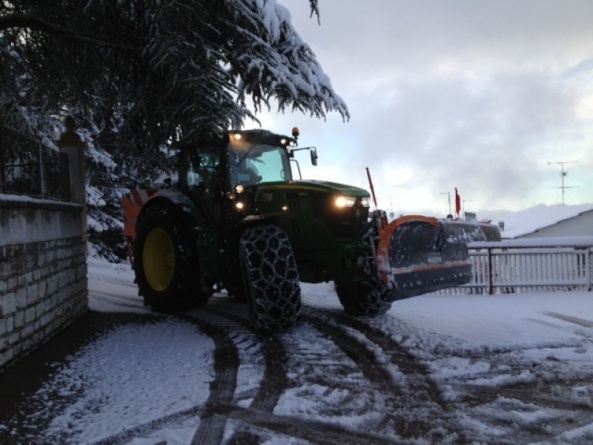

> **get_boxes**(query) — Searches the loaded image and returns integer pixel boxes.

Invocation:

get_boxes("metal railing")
[0,126,70,200]
[446,237,593,294]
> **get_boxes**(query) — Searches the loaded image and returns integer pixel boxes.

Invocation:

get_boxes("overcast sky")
[256,0,593,220]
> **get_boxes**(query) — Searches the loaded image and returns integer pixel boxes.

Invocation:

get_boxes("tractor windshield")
[228,134,293,188]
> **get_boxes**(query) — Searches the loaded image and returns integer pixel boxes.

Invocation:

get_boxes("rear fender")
[237,213,282,236]
[138,189,206,232]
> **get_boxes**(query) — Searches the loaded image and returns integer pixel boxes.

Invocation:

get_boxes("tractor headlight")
[334,196,356,208]
[361,198,370,208]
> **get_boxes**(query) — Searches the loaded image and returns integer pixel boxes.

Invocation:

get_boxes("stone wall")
[0,196,88,372]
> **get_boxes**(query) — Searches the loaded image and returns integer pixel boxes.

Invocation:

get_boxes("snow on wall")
[0,195,88,372]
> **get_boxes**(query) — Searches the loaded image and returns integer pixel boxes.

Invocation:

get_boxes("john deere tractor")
[123,128,492,332]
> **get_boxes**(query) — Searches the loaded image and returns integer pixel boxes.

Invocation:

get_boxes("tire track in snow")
[214,405,408,445]
[189,307,305,444]
[87,297,593,445]
[454,381,593,445]
[194,305,423,444]
[300,308,472,443]
[304,308,446,403]
[90,313,238,445]
[321,309,446,403]
[203,304,467,442]
[313,311,592,445]
[204,307,288,412]
[179,312,240,445]
[90,303,591,445]
[545,311,593,328]
[413,322,593,444]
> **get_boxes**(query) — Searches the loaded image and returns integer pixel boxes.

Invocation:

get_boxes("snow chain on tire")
[240,224,302,332]
[335,223,392,317]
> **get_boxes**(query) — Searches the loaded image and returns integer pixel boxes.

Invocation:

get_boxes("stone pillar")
[57,116,87,233]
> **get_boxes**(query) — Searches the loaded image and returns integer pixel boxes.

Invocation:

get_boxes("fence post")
[39,142,47,198]
[487,247,494,295]
[57,116,87,233]
[589,247,593,292]
[0,137,4,194]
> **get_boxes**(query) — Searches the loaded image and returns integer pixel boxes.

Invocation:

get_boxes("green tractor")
[123,128,493,332]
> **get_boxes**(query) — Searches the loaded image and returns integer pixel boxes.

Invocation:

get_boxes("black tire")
[335,225,392,317]
[335,279,392,317]
[239,224,301,332]
[133,205,209,312]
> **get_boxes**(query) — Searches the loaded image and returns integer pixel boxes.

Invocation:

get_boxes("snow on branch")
[226,0,349,120]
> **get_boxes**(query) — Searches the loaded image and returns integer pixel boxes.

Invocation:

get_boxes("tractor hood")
[257,179,370,198]
[247,179,371,239]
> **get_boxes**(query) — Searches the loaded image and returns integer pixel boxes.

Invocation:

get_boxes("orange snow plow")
[365,168,499,300]
[375,214,494,299]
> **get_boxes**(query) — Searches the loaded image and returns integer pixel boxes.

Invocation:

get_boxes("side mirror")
[310,147,318,166]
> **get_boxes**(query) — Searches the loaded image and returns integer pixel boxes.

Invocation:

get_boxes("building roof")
[497,204,593,238]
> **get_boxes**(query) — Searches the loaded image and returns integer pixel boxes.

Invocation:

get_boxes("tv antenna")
[547,161,578,205]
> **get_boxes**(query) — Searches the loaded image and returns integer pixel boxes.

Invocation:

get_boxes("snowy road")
[2,257,593,444]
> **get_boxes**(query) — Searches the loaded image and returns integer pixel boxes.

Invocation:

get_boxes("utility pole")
[440,191,452,216]
[463,199,471,214]
[389,195,394,219]
[548,161,578,205]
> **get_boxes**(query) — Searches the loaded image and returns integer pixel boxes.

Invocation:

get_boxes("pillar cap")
[58,116,85,149]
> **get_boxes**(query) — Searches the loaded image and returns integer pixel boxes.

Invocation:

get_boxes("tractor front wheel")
[239,224,301,332]
[336,224,392,317]
[335,279,392,317]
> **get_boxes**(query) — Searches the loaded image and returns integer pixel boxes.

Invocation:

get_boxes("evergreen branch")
[0,13,139,52]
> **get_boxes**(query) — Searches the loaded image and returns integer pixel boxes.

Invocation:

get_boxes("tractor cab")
[227,130,296,189]
[176,130,299,197]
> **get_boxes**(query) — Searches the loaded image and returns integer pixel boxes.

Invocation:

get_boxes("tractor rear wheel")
[239,224,301,332]
[133,205,209,311]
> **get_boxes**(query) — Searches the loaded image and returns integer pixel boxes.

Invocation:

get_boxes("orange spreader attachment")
[122,189,158,264]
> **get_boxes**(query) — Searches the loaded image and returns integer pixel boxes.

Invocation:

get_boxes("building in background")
[497,204,593,239]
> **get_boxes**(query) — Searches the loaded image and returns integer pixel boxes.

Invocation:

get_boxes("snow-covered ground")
[2,257,593,444]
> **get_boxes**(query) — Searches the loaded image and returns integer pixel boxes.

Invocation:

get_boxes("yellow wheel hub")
[143,228,176,291]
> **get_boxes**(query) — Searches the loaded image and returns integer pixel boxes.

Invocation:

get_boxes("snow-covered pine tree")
[0,0,347,260]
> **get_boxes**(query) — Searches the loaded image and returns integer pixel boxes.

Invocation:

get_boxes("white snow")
[2,256,593,444]
[0,192,80,207]
[470,235,593,249]
[41,321,213,444]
